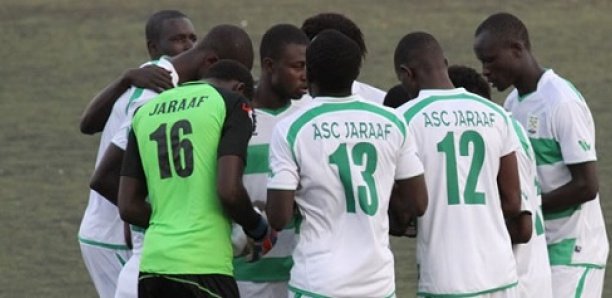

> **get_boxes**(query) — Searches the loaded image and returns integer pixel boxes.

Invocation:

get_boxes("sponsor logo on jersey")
[578,140,591,151]
[527,114,539,135]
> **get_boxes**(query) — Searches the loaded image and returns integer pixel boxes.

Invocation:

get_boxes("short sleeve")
[120,130,145,181]
[216,88,254,161]
[553,100,597,164]
[267,121,300,190]
[395,121,424,180]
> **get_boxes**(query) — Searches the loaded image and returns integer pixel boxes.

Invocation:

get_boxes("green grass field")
[1,0,611,296]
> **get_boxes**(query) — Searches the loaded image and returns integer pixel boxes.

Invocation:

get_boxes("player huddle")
[78,10,608,298]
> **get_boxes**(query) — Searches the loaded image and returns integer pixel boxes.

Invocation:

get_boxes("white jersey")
[510,118,553,298]
[234,101,304,283]
[268,95,423,298]
[300,80,386,105]
[397,88,519,296]
[78,57,176,250]
[504,69,608,267]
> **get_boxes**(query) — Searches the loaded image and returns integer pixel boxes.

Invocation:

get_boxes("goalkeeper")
[117,75,276,298]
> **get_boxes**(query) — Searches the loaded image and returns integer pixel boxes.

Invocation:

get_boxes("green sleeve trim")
[244,144,270,174]
[561,78,586,102]
[543,205,580,221]
[535,209,545,236]
[511,119,533,161]
[530,138,563,166]
[115,252,127,266]
[548,238,576,265]
[286,101,406,154]
[78,236,130,250]
[130,224,146,233]
[403,93,509,125]
[233,256,293,281]
[417,282,517,297]
[289,285,330,298]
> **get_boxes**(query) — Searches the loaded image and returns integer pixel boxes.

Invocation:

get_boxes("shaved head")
[197,24,254,70]
[394,32,446,72]
[475,12,531,50]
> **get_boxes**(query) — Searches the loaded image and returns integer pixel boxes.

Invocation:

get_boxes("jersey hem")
[417,281,517,297]
[78,236,130,250]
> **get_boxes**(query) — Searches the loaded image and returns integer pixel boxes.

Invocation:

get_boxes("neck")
[418,70,455,91]
[252,77,289,109]
[171,51,202,84]
[514,56,545,96]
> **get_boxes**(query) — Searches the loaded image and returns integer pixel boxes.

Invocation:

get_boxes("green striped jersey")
[504,69,608,267]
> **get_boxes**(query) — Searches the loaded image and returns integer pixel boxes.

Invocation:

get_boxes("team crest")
[527,114,539,135]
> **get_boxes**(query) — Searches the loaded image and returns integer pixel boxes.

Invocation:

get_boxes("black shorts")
[138,272,239,298]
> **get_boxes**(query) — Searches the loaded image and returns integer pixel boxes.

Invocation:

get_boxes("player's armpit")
[506,211,532,244]
[542,161,599,212]
[498,152,521,219]
[266,189,296,231]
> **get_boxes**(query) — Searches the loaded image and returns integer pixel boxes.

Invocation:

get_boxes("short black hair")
[448,65,491,99]
[306,29,361,94]
[198,24,254,70]
[394,31,445,72]
[475,12,531,50]
[260,24,309,62]
[145,10,188,42]
[203,60,255,100]
[301,13,367,59]
[383,84,411,108]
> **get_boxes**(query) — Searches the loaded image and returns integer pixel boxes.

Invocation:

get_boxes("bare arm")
[90,144,124,205]
[388,175,428,236]
[79,66,172,134]
[498,152,522,219]
[506,212,533,244]
[542,161,598,212]
[217,156,263,233]
[267,189,296,231]
[118,176,150,228]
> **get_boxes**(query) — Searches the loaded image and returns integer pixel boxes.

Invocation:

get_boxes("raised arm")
[79,65,172,134]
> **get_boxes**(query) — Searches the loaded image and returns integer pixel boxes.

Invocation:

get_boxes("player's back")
[397,88,519,296]
[131,82,238,275]
[273,95,408,297]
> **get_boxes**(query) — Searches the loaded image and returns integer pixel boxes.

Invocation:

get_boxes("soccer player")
[300,12,387,104]
[474,12,608,297]
[383,84,411,108]
[233,24,309,298]
[394,32,523,297]
[113,60,254,298]
[448,64,553,297]
[267,29,428,298]
[117,57,272,298]
[78,10,196,298]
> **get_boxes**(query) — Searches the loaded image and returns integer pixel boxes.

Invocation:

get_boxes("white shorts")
[80,243,131,298]
[551,265,605,298]
[417,285,517,298]
[238,280,288,298]
[114,253,140,298]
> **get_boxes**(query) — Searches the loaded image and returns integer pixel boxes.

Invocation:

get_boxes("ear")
[262,57,274,72]
[204,52,220,68]
[397,64,414,81]
[444,57,449,67]
[147,40,158,58]
[509,40,524,58]
[233,82,246,95]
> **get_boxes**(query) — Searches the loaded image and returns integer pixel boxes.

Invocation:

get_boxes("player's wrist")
[243,214,268,241]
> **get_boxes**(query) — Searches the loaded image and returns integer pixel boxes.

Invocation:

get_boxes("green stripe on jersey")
[511,119,533,161]
[289,285,331,298]
[233,256,293,281]
[258,104,291,116]
[244,144,270,174]
[543,205,580,221]
[417,282,518,297]
[530,138,563,165]
[403,93,509,124]
[78,236,130,250]
[548,238,576,265]
[286,101,406,151]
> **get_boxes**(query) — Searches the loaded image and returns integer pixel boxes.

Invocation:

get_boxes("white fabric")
[550,265,605,298]
[268,95,422,297]
[504,70,608,267]
[237,281,288,298]
[80,243,131,298]
[397,88,519,296]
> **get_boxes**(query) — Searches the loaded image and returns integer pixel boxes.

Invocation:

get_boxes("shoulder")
[352,81,386,104]
[539,70,586,105]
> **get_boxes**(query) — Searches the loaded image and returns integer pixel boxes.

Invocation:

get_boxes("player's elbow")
[79,116,100,135]
[577,179,598,203]
[513,214,533,244]
[501,194,522,219]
